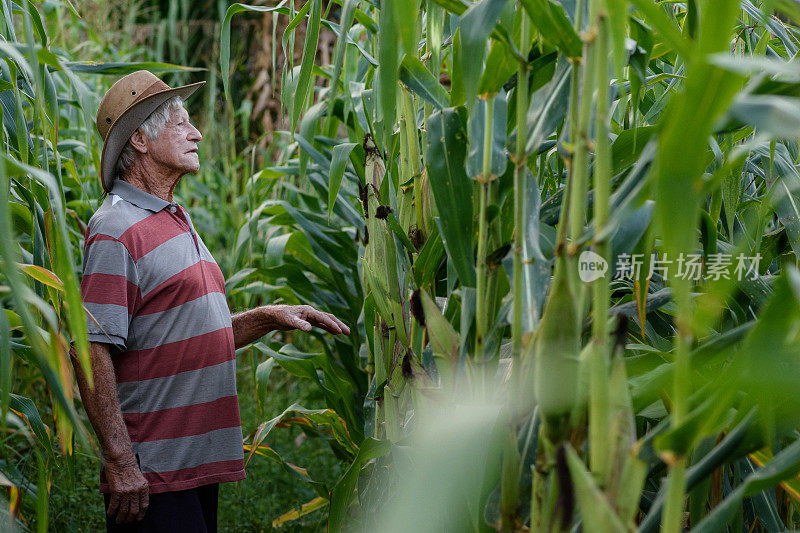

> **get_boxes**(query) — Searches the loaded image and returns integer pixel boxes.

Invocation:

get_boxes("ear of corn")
[532,255,580,442]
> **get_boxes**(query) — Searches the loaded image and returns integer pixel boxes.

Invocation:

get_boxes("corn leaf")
[523,58,570,156]
[328,438,390,533]
[399,55,449,109]
[17,264,62,291]
[377,0,399,144]
[325,0,359,128]
[220,2,291,100]
[565,445,627,532]
[467,91,507,179]
[328,142,357,219]
[628,0,692,58]
[693,437,800,532]
[519,0,582,58]
[426,107,476,286]
[272,496,328,527]
[457,0,510,108]
[9,394,51,455]
[65,61,203,74]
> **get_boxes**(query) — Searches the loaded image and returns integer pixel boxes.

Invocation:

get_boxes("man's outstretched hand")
[267,304,350,335]
[232,304,351,349]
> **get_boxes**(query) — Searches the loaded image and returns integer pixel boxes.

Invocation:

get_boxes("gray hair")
[115,95,185,181]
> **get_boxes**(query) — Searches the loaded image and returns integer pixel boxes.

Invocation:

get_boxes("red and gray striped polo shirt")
[81,180,245,494]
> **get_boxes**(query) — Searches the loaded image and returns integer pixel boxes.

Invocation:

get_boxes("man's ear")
[128,128,148,154]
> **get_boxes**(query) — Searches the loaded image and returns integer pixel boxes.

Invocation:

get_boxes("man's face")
[146,106,202,175]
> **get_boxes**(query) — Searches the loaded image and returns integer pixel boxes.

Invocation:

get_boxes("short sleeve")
[80,232,140,349]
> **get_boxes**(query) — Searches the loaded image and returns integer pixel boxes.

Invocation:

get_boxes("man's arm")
[69,342,149,524]
[232,304,351,349]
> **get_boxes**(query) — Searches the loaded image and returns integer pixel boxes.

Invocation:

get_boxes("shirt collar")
[110,180,174,213]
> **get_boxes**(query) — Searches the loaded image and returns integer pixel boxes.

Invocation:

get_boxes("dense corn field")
[5,0,800,531]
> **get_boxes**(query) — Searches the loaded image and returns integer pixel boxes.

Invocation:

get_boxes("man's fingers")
[129,496,140,523]
[107,493,120,517]
[116,498,131,524]
[329,314,350,335]
[294,317,312,331]
[136,490,148,521]
[289,306,350,335]
[320,311,350,335]
[305,308,351,335]
[123,498,135,523]
[313,312,342,334]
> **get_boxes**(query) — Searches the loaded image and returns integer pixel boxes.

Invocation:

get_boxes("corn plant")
[222,0,800,530]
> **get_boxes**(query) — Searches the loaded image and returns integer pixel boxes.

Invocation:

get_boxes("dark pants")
[104,483,218,533]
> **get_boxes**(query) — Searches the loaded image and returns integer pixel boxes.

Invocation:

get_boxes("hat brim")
[100,81,205,192]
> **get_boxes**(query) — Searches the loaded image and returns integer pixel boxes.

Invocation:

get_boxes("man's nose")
[189,123,202,142]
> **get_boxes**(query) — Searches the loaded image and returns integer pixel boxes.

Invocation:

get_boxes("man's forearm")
[231,306,280,349]
[70,341,149,523]
[70,342,136,464]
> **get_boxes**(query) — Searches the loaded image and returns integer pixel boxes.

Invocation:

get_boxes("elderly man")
[71,70,349,532]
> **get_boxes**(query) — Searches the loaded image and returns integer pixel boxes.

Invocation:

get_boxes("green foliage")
[218,0,800,530]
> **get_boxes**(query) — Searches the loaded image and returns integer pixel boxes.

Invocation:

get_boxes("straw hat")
[95,70,205,192]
